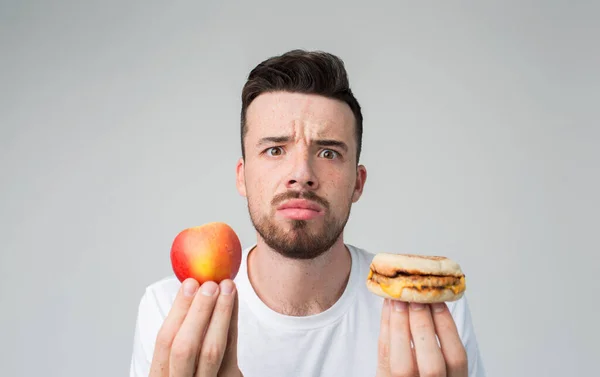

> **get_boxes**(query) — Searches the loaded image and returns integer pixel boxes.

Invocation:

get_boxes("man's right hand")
[149,278,242,377]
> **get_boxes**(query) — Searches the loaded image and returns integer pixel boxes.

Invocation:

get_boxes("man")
[130,49,485,377]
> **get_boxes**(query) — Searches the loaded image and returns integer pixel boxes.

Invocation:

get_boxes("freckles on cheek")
[337,169,359,194]
[245,169,270,203]
[325,169,349,186]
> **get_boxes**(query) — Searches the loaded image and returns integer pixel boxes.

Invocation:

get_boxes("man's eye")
[266,147,284,156]
[319,149,339,159]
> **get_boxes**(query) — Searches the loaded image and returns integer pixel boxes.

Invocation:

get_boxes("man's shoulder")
[347,243,376,264]
[146,274,180,293]
[346,243,378,279]
[346,243,382,298]
[137,275,181,313]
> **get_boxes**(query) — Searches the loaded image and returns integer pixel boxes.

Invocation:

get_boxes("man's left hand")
[376,299,468,377]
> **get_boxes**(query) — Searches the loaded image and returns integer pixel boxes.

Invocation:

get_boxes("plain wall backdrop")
[1,1,598,376]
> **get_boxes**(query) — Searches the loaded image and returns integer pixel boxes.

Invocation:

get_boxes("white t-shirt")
[130,244,486,376]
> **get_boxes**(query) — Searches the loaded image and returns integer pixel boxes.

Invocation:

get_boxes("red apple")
[170,222,242,284]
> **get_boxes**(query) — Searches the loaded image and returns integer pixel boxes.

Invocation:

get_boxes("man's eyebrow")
[256,136,290,147]
[315,139,348,152]
[256,136,348,152]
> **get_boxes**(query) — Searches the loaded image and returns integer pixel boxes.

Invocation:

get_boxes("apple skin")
[170,222,242,284]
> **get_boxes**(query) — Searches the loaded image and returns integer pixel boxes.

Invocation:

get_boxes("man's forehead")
[245,92,355,139]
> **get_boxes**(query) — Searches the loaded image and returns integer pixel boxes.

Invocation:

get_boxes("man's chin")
[250,210,348,259]
[267,238,332,260]
[258,227,332,259]
[281,219,325,234]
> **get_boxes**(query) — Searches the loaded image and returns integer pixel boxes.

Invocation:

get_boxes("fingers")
[409,303,446,377]
[375,299,391,377]
[220,283,240,369]
[169,281,220,377]
[381,300,468,377]
[150,278,199,377]
[196,279,237,377]
[431,303,468,377]
[389,300,417,376]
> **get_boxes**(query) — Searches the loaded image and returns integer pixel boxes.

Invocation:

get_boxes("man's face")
[236,91,367,260]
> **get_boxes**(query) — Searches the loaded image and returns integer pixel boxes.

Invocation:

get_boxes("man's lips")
[276,199,324,220]
[277,199,323,212]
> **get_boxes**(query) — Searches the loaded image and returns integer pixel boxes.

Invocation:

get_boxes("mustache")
[272,190,330,210]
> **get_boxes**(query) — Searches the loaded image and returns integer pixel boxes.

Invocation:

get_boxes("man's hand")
[376,299,468,377]
[149,278,242,377]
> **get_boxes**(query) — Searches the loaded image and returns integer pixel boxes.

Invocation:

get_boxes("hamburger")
[366,253,466,303]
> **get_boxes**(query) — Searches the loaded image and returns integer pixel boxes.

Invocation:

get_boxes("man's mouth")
[276,199,324,220]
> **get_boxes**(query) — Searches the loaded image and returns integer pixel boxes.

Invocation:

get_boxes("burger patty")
[369,269,464,290]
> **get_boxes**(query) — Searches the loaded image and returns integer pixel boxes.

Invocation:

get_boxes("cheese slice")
[370,272,466,299]
[380,280,406,298]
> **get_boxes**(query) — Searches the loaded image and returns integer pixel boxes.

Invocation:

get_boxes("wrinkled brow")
[256,136,348,152]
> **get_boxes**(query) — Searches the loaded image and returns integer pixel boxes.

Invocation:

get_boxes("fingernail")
[183,280,198,297]
[220,280,234,295]
[393,300,408,312]
[383,299,389,307]
[201,281,218,296]
[432,303,446,313]
[410,302,426,311]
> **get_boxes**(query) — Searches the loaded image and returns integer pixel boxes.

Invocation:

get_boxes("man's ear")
[236,157,247,197]
[351,164,367,203]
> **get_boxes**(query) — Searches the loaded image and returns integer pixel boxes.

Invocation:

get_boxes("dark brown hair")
[240,49,363,163]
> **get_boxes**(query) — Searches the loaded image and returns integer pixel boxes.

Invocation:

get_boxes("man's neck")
[246,237,352,317]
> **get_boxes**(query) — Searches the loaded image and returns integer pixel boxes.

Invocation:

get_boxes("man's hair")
[240,49,363,163]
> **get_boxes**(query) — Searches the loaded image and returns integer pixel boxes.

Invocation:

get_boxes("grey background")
[1,1,598,376]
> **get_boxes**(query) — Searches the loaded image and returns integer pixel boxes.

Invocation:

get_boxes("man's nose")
[285,155,319,190]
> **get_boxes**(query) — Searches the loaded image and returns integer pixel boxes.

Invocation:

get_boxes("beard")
[248,190,351,260]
